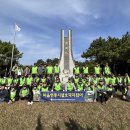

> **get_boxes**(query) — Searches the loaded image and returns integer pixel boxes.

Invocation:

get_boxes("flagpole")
[10,26,16,75]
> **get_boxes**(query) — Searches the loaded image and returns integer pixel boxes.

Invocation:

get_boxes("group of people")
[0,63,130,105]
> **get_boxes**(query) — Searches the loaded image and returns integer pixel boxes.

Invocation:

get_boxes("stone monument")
[59,29,75,83]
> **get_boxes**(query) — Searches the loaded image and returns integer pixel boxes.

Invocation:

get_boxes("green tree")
[81,32,130,74]
[0,40,22,76]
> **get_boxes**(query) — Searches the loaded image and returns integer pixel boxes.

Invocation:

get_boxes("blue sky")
[0,0,130,65]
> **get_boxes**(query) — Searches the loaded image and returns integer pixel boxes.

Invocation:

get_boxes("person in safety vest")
[106,81,115,100]
[110,74,117,88]
[31,64,38,78]
[46,63,53,77]
[13,75,19,85]
[8,86,17,104]
[77,79,85,91]
[91,74,98,86]
[54,63,60,77]
[34,75,40,84]
[1,77,6,86]
[26,74,33,87]
[6,75,13,88]
[86,81,97,102]
[19,85,33,105]
[65,78,76,91]
[103,63,111,76]
[52,78,63,91]
[74,75,79,87]
[19,75,26,88]
[124,73,130,86]
[96,79,107,104]
[41,74,47,84]
[82,63,89,76]
[116,74,123,92]
[104,75,111,86]
[85,78,90,88]
[41,82,49,92]
[73,64,80,76]
[94,63,102,77]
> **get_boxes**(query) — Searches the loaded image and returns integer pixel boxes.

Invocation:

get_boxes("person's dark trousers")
[54,74,59,77]
[28,86,33,102]
[32,74,36,79]
[28,92,33,102]
[96,74,100,77]
[39,74,43,78]
[0,90,9,103]
[97,93,108,103]
[106,91,113,98]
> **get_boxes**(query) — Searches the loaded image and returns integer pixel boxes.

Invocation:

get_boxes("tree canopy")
[81,32,130,74]
[0,40,22,76]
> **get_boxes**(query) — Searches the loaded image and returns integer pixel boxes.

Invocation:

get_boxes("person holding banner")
[41,82,49,92]
[52,78,63,91]
[65,78,76,91]
[77,79,85,91]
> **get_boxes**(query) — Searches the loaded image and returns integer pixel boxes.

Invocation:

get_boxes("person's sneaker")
[8,100,12,104]
[111,95,113,98]
[30,101,33,105]
[123,95,126,99]
[27,102,31,105]
[93,99,97,102]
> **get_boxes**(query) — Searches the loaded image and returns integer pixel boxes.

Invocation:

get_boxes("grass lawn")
[0,97,130,130]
